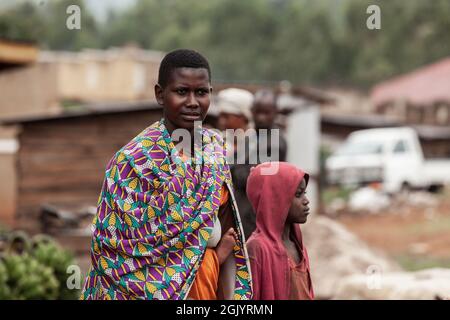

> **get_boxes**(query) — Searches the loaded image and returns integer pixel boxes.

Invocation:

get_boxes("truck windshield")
[335,141,383,156]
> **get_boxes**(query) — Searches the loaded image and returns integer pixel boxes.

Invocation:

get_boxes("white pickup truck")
[326,127,450,193]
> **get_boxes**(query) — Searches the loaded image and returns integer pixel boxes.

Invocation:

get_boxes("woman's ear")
[155,84,164,105]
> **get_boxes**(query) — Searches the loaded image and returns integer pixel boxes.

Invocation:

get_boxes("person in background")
[215,88,255,240]
[251,89,287,163]
[231,88,287,240]
[216,88,253,132]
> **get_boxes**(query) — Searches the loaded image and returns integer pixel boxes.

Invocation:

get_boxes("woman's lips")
[180,113,201,121]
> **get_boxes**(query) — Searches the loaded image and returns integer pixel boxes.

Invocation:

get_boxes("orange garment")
[219,184,229,206]
[288,256,313,300]
[180,150,230,300]
[187,185,229,300]
[188,248,219,299]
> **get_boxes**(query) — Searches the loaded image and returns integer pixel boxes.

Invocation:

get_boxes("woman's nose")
[186,92,199,108]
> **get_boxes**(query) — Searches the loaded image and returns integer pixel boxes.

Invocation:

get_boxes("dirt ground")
[69,189,450,275]
[334,192,450,271]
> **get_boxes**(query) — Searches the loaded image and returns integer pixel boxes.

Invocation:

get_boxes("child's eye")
[296,191,306,197]
[176,88,187,95]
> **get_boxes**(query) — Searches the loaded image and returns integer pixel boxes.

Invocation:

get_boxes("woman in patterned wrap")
[80,49,252,300]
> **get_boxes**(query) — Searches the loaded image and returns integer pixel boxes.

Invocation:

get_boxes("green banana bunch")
[1,253,59,299]
[0,230,80,300]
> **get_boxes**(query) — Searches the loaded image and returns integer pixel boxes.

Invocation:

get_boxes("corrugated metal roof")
[371,57,450,106]
[0,100,162,125]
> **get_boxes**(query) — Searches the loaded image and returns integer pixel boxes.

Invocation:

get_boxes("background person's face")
[287,178,310,224]
[252,100,277,130]
[218,112,248,131]
[156,67,211,134]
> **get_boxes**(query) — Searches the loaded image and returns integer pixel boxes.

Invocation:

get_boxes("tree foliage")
[1,0,450,88]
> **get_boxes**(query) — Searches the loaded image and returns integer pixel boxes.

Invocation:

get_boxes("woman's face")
[155,67,212,134]
[287,178,310,224]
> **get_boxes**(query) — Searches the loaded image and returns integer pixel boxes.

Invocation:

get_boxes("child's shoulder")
[246,235,270,253]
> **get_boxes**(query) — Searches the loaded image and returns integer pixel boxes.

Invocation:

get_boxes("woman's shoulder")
[107,121,163,166]
[203,127,225,144]
[136,121,163,141]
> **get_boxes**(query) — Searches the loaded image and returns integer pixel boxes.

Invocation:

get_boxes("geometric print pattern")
[80,119,252,300]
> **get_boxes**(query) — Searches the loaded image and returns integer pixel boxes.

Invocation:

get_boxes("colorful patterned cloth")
[80,119,252,300]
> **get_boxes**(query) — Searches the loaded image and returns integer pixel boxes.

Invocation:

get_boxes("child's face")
[155,67,212,133]
[287,178,310,224]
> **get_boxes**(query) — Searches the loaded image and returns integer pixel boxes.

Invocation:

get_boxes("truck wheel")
[428,184,443,193]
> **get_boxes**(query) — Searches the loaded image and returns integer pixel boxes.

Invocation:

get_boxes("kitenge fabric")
[80,119,252,300]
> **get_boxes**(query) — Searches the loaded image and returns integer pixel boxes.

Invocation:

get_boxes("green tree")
[0,2,45,43]
[2,0,450,87]
[40,0,99,50]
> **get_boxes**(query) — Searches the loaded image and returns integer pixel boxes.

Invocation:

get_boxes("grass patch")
[61,99,85,110]
[402,215,450,237]
[394,254,450,271]
[322,186,354,206]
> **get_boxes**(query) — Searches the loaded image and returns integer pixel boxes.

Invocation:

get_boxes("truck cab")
[326,127,450,193]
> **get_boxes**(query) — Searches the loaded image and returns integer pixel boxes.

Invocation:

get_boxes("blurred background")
[0,0,450,299]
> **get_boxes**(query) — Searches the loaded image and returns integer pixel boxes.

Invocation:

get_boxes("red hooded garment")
[246,162,314,300]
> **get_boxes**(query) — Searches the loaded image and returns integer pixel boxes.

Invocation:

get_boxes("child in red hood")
[246,162,314,300]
